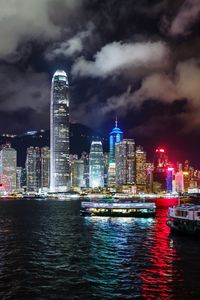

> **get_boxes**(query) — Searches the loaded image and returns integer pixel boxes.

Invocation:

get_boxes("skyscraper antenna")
[115,116,118,127]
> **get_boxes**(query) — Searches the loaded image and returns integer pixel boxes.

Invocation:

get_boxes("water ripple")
[0,199,199,299]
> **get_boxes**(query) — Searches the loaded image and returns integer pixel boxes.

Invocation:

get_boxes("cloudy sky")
[1,0,200,163]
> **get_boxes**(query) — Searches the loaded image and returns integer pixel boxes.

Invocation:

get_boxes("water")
[0,199,200,299]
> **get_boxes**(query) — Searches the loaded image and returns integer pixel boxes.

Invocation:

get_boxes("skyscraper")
[0,144,17,193]
[26,147,41,192]
[153,148,168,192]
[50,70,70,192]
[71,160,85,189]
[136,146,147,192]
[81,152,89,188]
[166,167,174,193]
[41,147,50,190]
[108,118,123,186]
[16,167,22,191]
[115,139,135,186]
[89,141,104,188]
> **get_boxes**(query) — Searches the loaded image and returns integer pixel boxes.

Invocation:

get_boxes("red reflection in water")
[153,198,178,208]
[140,205,183,299]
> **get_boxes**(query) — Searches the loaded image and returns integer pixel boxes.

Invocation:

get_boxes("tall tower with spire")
[109,117,123,164]
[108,118,123,186]
[50,70,70,192]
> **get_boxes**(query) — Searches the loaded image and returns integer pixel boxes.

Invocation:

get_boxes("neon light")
[156,148,165,153]
[167,167,174,171]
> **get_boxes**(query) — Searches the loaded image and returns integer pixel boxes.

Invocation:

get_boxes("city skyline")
[0,1,200,165]
[1,2,200,300]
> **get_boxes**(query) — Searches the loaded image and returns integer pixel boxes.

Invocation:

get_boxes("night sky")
[1,0,200,165]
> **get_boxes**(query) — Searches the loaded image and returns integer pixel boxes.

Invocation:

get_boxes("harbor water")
[0,198,199,299]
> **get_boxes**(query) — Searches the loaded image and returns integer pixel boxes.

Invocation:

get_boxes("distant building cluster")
[0,70,200,196]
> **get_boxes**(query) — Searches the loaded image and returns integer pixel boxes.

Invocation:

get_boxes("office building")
[0,144,17,193]
[41,147,50,190]
[16,167,22,191]
[81,152,89,188]
[71,159,85,188]
[166,167,174,193]
[136,146,147,192]
[50,70,70,192]
[115,139,135,186]
[108,118,123,186]
[26,147,41,192]
[89,141,104,188]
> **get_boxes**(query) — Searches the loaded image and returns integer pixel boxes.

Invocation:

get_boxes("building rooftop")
[53,70,67,77]
[110,118,123,135]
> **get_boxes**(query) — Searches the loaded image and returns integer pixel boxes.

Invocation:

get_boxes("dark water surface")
[0,199,200,299]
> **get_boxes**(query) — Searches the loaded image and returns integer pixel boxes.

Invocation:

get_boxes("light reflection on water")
[0,199,199,299]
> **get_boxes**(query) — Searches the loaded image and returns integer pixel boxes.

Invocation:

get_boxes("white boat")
[167,204,200,236]
[80,201,156,217]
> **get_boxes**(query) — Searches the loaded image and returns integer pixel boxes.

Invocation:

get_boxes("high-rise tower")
[136,146,147,192]
[26,147,41,192]
[89,141,104,188]
[115,139,135,186]
[50,70,70,192]
[108,118,123,186]
[41,147,50,191]
[0,144,17,193]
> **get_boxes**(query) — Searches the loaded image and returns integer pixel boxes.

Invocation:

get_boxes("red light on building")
[156,148,165,153]
[167,167,174,171]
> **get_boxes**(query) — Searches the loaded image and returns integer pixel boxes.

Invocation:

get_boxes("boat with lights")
[80,201,156,217]
[167,204,200,235]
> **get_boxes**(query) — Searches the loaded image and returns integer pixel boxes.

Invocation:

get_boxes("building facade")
[108,119,123,186]
[89,141,104,188]
[50,70,70,192]
[16,167,22,191]
[115,139,135,186]
[26,147,41,192]
[71,159,85,189]
[81,152,89,188]
[0,144,17,193]
[41,147,50,190]
[136,146,147,192]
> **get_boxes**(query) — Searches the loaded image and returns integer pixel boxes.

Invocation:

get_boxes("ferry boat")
[167,204,200,235]
[80,201,156,217]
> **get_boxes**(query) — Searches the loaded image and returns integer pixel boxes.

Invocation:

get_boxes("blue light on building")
[109,118,123,163]
[167,168,174,193]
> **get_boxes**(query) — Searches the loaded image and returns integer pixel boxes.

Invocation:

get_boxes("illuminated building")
[108,118,123,186]
[146,163,154,193]
[0,144,17,193]
[71,159,85,188]
[175,171,184,193]
[41,147,50,190]
[69,154,78,177]
[166,167,174,193]
[182,161,190,192]
[26,147,41,192]
[16,167,22,191]
[136,146,147,192]
[50,70,70,192]
[155,147,168,172]
[183,172,190,192]
[115,139,135,186]
[104,152,109,186]
[81,152,89,188]
[89,141,104,188]
[153,148,168,192]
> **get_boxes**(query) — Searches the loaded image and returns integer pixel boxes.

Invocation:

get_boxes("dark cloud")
[72,41,170,78]
[168,0,200,36]
[1,0,200,163]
